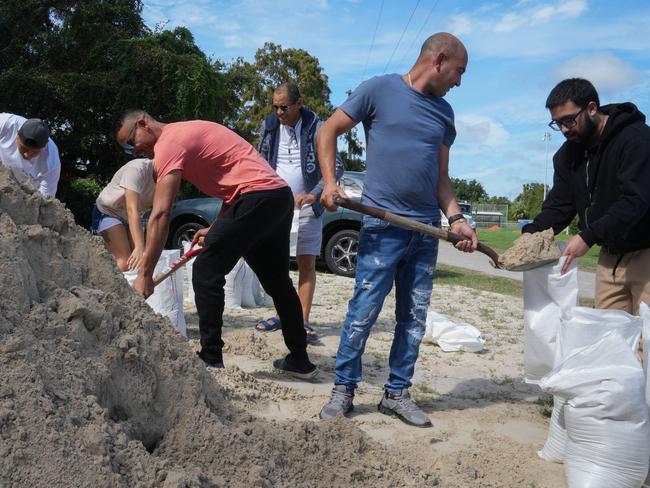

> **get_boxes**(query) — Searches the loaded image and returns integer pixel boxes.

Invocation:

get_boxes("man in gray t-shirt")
[318,32,477,427]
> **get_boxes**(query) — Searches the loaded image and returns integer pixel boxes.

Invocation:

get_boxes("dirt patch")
[0,167,441,487]
[498,228,562,271]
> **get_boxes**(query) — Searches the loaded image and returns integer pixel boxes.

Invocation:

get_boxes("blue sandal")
[304,323,319,344]
[255,317,281,332]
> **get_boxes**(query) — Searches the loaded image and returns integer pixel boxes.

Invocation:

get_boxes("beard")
[573,115,598,145]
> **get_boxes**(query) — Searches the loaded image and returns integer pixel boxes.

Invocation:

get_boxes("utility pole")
[543,132,551,200]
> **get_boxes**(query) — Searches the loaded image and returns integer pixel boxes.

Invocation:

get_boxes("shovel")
[334,196,502,268]
[334,197,559,272]
[152,245,203,287]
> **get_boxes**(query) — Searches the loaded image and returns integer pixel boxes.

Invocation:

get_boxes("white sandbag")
[538,306,643,463]
[540,332,650,488]
[642,302,650,407]
[423,310,485,352]
[123,249,187,337]
[538,396,568,463]
[523,256,579,383]
[224,259,246,309]
[224,258,271,309]
[182,241,195,305]
[289,208,300,257]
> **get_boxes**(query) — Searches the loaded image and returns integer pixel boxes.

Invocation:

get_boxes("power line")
[383,0,421,74]
[399,0,439,67]
[361,0,385,80]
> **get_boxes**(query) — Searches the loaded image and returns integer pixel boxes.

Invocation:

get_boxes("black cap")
[18,118,50,149]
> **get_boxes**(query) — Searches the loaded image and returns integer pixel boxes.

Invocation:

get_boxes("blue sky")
[142,0,650,199]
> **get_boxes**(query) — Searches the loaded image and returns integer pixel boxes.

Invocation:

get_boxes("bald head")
[419,32,466,62]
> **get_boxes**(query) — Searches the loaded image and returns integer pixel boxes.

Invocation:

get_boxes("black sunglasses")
[272,103,295,112]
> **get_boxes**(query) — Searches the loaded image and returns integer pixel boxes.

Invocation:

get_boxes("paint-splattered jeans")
[334,215,439,393]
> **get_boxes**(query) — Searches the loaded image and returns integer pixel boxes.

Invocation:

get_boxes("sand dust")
[0,166,565,487]
[498,228,561,271]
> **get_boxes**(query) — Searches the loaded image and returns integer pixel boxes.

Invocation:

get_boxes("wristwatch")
[447,213,465,227]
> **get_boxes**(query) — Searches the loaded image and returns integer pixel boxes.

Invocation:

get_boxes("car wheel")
[171,222,207,250]
[324,229,359,277]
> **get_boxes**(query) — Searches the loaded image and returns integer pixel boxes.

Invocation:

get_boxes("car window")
[340,177,363,198]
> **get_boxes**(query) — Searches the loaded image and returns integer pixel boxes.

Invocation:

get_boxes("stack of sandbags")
[539,308,648,487]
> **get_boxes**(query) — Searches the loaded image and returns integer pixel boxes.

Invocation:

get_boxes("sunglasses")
[272,103,295,112]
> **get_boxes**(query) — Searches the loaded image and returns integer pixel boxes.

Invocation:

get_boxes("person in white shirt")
[0,113,61,198]
[257,82,345,343]
[91,158,156,272]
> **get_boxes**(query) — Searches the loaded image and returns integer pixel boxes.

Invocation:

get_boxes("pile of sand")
[0,167,437,487]
[498,228,562,271]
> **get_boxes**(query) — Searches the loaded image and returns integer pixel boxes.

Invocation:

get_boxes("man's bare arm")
[316,109,358,210]
[133,171,181,297]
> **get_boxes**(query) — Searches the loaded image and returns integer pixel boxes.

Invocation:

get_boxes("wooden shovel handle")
[152,246,203,287]
[334,196,501,269]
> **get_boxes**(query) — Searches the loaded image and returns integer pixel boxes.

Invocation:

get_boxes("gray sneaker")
[319,385,354,419]
[378,389,432,427]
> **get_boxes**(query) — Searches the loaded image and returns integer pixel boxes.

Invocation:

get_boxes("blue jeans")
[334,215,439,393]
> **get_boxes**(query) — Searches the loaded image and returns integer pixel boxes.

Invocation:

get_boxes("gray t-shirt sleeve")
[443,117,456,148]
[339,78,379,123]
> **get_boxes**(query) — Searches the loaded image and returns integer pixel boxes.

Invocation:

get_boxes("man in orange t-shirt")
[116,110,318,379]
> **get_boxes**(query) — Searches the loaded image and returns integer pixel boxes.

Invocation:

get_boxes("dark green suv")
[162,171,364,277]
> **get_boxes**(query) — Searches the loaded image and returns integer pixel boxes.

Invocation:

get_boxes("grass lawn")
[436,263,595,307]
[436,263,522,297]
[476,228,600,272]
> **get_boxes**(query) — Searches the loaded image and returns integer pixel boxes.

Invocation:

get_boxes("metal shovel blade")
[498,258,560,272]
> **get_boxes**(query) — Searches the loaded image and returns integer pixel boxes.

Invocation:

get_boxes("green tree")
[484,195,511,205]
[225,42,333,142]
[451,178,488,202]
[511,183,545,220]
[0,1,233,223]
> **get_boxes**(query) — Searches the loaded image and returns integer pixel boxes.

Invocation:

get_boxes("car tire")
[170,221,207,250]
[324,229,359,277]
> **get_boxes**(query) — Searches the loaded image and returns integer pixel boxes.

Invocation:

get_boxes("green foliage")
[484,195,512,205]
[511,183,545,220]
[452,178,488,202]
[225,42,334,142]
[0,1,232,226]
[66,177,103,228]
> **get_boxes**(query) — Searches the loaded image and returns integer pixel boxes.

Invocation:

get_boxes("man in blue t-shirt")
[318,32,477,427]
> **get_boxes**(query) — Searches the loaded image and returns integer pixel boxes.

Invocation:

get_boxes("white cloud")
[495,0,587,32]
[449,14,473,36]
[494,13,526,33]
[455,114,510,149]
[553,52,640,92]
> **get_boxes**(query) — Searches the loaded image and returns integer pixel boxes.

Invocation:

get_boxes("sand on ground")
[0,166,565,487]
[186,265,566,488]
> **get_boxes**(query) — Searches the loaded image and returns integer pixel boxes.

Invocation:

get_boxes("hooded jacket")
[524,103,650,254]
[258,107,344,217]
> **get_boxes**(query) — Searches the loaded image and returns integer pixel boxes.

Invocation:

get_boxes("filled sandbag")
[522,256,579,383]
[224,258,272,309]
[124,249,187,337]
[538,306,642,463]
[540,331,649,488]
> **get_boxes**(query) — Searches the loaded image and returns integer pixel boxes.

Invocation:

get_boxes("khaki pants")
[596,248,650,314]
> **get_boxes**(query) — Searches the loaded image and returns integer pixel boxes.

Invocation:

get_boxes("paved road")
[436,241,596,299]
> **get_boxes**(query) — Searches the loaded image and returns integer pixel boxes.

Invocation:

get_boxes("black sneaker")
[273,355,319,380]
[196,350,224,369]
